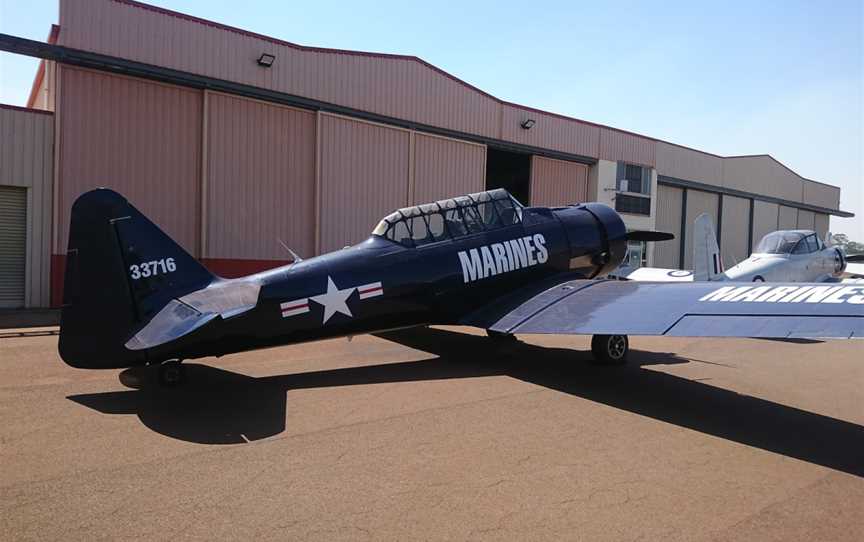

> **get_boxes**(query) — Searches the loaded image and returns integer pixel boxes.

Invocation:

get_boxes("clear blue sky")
[1,0,861,238]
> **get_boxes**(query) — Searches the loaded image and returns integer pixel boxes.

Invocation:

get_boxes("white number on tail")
[129,258,176,281]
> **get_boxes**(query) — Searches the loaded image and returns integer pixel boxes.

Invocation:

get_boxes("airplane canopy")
[755,230,822,255]
[372,189,524,247]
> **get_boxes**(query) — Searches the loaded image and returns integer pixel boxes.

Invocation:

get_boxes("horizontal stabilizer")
[125,279,261,350]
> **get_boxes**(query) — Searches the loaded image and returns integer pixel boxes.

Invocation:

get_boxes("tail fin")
[59,189,214,368]
[692,213,724,281]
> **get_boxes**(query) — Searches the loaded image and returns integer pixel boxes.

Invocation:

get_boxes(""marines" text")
[699,285,864,304]
[458,234,548,283]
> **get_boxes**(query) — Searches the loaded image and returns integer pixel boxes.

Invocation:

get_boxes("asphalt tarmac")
[1,326,862,541]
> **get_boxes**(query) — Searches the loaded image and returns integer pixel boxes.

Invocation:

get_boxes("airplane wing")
[845,262,864,279]
[462,279,864,339]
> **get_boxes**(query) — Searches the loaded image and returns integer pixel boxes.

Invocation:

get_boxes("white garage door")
[0,186,26,308]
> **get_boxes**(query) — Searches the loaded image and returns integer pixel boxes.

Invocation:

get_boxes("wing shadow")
[67,327,864,477]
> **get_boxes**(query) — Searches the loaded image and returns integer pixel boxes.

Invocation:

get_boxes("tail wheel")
[158,360,186,387]
[591,334,629,365]
[752,275,765,282]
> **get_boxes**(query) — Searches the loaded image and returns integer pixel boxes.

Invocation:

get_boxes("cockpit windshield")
[372,189,523,247]
[754,231,806,254]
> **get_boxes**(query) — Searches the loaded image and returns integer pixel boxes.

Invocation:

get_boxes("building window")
[625,164,643,193]
[615,194,651,215]
[615,162,651,215]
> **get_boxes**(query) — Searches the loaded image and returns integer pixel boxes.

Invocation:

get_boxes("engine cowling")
[553,203,628,278]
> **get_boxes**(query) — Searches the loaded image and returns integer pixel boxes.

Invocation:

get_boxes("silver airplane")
[615,214,861,283]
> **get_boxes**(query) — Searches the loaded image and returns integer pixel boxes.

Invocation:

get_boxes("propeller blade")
[846,254,864,263]
[625,230,675,242]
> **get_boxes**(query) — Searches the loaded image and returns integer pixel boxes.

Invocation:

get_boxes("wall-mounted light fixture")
[257,53,276,67]
[520,119,536,130]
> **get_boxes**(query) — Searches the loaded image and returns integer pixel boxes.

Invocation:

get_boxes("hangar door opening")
[485,149,530,205]
[0,186,26,308]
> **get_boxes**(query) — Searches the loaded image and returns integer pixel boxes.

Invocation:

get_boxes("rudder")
[692,213,724,281]
[59,189,214,368]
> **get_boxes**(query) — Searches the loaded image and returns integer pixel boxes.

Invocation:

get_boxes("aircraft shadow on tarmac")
[68,327,863,478]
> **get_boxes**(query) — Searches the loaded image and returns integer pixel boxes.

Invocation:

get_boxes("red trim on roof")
[0,103,54,116]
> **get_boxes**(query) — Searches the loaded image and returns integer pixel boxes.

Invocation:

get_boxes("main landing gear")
[486,329,519,344]
[157,359,186,387]
[590,334,629,365]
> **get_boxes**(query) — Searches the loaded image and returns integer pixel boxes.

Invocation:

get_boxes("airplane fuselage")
[157,207,618,363]
[60,196,628,369]
[723,247,845,283]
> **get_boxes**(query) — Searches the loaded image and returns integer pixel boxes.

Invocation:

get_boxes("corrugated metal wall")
[0,106,54,307]
[796,209,815,231]
[752,200,779,248]
[598,128,656,167]
[58,67,202,254]
[499,106,599,158]
[814,213,830,239]
[35,0,846,306]
[412,133,485,204]
[684,190,719,269]
[777,205,798,230]
[529,157,589,207]
[58,0,501,139]
[723,156,803,204]
[802,180,840,210]
[318,114,410,253]
[53,0,843,221]
[720,195,750,266]
[205,92,316,260]
[654,184,683,269]
[655,141,723,187]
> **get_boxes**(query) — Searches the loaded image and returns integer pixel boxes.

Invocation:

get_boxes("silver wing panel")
[485,280,864,339]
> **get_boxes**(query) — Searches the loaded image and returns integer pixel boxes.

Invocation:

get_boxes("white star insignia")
[310,276,355,324]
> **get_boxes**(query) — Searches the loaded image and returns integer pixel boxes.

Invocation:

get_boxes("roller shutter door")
[0,186,26,308]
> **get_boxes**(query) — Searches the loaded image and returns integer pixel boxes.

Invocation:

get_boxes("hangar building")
[0,0,852,308]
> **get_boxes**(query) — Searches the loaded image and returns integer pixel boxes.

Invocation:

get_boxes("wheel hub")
[608,335,627,359]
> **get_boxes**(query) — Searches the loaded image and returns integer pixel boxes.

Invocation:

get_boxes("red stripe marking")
[359,286,383,294]
[284,302,308,310]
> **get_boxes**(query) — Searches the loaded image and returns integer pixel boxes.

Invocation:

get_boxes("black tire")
[158,361,186,387]
[591,334,629,365]
[486,329,518,344]
[752,275,765,282]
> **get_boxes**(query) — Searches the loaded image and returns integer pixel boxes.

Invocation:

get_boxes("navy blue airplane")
[59,188,863,385]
